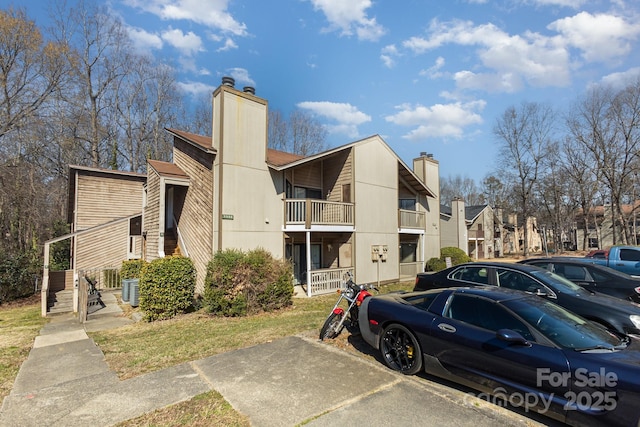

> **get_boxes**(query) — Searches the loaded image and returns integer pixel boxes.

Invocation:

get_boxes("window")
[399,199,416,210]
[445,295,534,340]
[404,292,439,312]
[620,248,640,262]
[588,237,599,248]
[129,215,142,236]
[496,269,543,293]
[562,265,588,281]
[450,266,489,284]
[294,186,322,199]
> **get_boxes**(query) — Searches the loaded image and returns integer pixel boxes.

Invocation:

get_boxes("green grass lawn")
[0,295,47,402]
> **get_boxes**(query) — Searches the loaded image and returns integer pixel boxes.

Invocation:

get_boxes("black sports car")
[518,257,640,303]
[414,262,640,336]
[359,286,640,427]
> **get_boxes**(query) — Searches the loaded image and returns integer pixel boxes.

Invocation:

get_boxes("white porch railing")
[286,199,354,227]
[399,209,425,229]
[310,267,354,295]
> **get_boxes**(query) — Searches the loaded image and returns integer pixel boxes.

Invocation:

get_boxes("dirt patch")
[0,294,40,310]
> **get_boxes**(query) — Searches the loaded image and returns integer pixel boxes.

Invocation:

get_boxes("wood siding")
[76,220,130,270]
[323,149,352,203]
[75,173,144,230]
[173,140,214,293]
[287,161,322,190]
[144,169,161,260]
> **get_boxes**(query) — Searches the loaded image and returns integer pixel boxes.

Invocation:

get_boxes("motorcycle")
[319,272,377,340]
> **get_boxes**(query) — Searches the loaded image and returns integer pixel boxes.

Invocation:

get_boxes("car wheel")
[380,324,423,375]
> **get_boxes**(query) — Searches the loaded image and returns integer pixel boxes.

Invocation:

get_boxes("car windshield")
[528,269,591,295]
[503,298,627,351]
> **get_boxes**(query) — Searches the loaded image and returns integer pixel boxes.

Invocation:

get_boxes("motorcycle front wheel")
[319,312,346,340]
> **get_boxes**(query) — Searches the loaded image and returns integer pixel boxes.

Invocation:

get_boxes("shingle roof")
[165,128,215,152]
[465,205,489,222]
[148,159,189,180]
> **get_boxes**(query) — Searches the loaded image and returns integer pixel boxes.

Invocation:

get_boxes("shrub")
[204,248,293,316]
[441,247,473,265]
[424,247,473,272]
[139,256,196,321]
[425,257,446,272]
[121,259,146,279]
[0,248,39,304]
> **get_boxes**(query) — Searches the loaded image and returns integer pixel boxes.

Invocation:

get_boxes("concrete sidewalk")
[0,294,547,427]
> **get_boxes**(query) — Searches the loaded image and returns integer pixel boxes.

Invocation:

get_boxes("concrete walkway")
[0,293,549,427]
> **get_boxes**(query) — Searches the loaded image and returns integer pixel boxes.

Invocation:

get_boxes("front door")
[291,243,321,284]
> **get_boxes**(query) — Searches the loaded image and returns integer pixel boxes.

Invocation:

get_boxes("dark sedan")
[414,262,640,336]
[359,286,640,427]
[519,257,640,303]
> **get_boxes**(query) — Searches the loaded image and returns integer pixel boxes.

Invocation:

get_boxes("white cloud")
[380,44,398,68]
[177,80,216,96]
[402,19,571,91]
[385,100,486,141]
[419,56,446,79]
[161,28,204,56]
[128,27,163,51]
[548,12,640,62]
[308,0,386,41]
[217,38,238,52]
[599,67,640,89]
[125,0,247,36]
[529,0,585,7]
[297,101,371,137]
[227,68,256,87]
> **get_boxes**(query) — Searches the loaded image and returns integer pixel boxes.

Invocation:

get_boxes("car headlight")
[630,315,640,330]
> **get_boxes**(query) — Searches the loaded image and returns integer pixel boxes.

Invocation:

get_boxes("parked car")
[518,258,640,303]
[359,286,640,427]
[586,249,608,259]
[414,262,640,336]
[571,245,640,276]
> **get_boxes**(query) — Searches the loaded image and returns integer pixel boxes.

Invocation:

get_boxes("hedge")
[203,248,293,317]
[139,256,196,321]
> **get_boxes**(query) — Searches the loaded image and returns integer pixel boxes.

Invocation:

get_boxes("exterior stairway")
[164,230,182,256]
[47,289,74,315]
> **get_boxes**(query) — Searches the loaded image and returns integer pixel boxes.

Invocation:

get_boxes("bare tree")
[114,57,179,171]
[268,109,327,155]
[50,0,133,168]
[440,175,483,206]
[494,102,555,256]
[568,82,640,245]
[0,7,70,141]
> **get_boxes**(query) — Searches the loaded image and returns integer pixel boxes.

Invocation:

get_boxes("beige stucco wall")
[352,137,400,284]
[213,86,284,258]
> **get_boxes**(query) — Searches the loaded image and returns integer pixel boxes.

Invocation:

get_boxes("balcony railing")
[398,209,425,229]
[285,199,354,227]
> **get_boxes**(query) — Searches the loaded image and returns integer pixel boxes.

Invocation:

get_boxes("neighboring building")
[575,203,640,249]
[502,214,542,255]
[45,78,442,306]
[439,199,502,259]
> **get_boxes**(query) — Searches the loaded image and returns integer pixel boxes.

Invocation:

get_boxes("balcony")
[285,199,354,227]
[398,209,425,229]
[469,229,485,239]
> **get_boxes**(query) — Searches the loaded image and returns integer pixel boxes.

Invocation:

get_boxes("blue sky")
[11,0,640,183]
